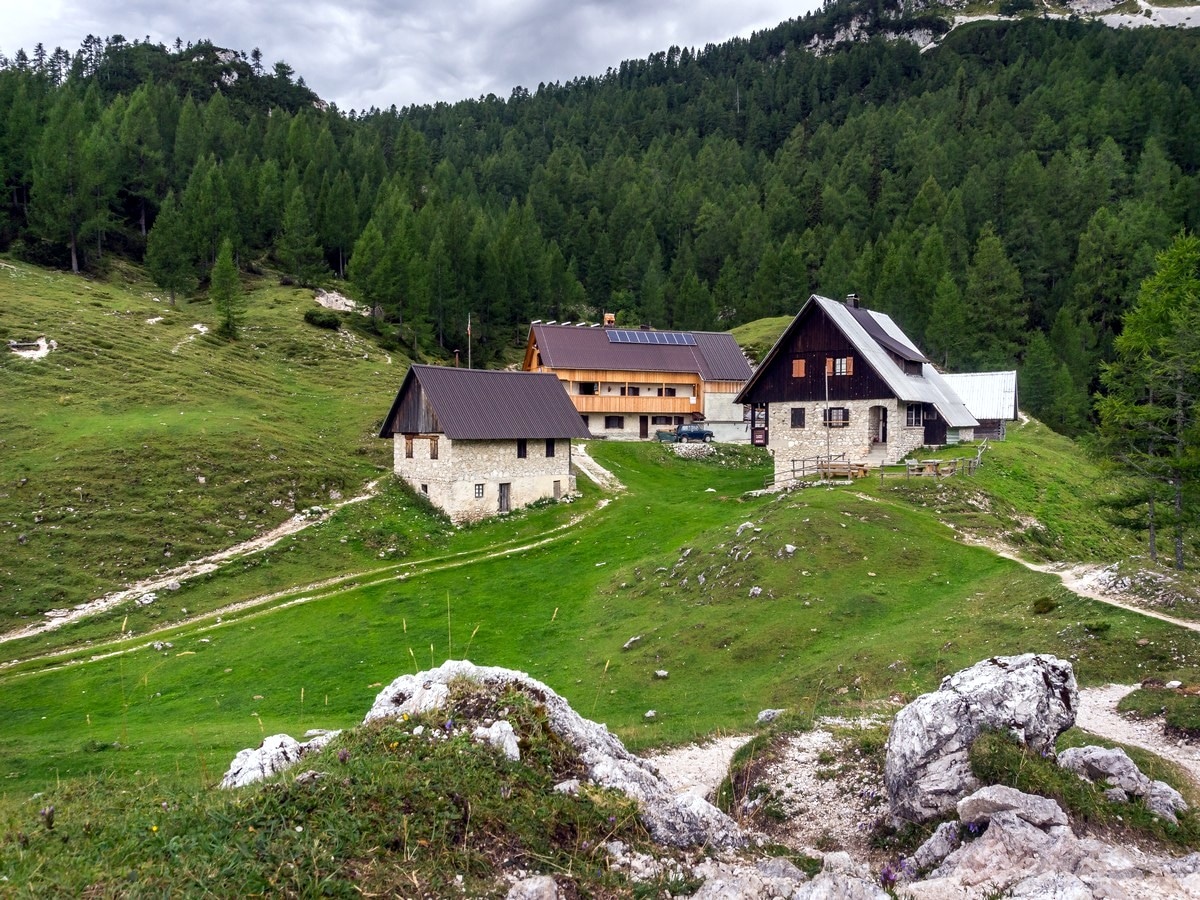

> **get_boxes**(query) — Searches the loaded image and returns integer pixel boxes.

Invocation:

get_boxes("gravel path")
[1076,683,1200,790]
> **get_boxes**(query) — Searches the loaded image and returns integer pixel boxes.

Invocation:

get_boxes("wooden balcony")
[571,394,699,415]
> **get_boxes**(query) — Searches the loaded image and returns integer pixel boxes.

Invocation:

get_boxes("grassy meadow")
[0,259,401,626]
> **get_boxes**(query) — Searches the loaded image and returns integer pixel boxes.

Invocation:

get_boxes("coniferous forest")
[1,11,1199,435]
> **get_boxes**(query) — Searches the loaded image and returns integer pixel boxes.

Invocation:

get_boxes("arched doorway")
[869,405,888,447]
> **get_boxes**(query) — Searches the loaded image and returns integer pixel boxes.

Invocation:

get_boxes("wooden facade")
[523,324,754,441]
[741,306,895,404]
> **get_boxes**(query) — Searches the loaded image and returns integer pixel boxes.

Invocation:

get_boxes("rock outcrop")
[365,660,743,848]
[222,659,742,849]
[219,730,340,789]
[885,654,1078,823]
[904,785,1200,898]
[1058,745,1189,824]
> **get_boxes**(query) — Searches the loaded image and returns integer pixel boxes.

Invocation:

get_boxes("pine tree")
[210,237,244,338]
[145,190,194,305]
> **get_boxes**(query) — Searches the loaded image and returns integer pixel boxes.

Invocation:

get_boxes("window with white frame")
[906,403,922,427]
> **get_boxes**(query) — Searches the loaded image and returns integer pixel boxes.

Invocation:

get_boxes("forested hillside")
[1,10,1198,432]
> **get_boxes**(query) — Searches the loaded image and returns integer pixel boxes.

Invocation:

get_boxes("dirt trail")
[972,541,1200,634]
[0,482,380,645]
[572,443,624,492]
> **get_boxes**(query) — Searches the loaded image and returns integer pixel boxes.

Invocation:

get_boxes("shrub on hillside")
[304,307,341,330]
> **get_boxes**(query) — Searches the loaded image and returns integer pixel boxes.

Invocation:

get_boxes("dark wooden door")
[498,483,511,513]
[639,416,649,439]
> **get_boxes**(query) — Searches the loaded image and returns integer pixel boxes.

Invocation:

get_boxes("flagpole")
[467,313,472,369]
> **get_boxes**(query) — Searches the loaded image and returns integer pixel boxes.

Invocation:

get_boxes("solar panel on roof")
[606,329,696,346]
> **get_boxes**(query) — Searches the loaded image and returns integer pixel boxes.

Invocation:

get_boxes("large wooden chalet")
[522,321,754,441]
[735,295,977,485]
[378,365,592,522]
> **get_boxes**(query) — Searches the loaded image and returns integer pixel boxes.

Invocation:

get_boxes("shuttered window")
[826,356,853,376]
[791,358,806,378]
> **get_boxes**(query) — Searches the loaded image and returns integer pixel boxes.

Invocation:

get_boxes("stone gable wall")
[393,435,575,522]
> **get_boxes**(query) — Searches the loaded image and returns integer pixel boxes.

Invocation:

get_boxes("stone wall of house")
[705,390,751,443]
[767,400,926,483]
[393,435,575,522]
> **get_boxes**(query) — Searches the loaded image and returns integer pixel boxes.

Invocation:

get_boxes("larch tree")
[1094,233,1200,569]
[145,190,194,305]
[210,237,244,338]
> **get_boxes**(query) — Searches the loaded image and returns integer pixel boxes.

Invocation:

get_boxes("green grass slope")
[2,436,1198,802]
[0,261,401,627]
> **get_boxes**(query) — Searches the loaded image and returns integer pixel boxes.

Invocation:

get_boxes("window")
[826,356,854,376]
[474,483,484,499]
[906,404,923,427]
[790,407,806,428]
[517,438,527,459]
[580,414,589,427]
[420,483,428,494]
[904,359,922,376]
[651,415,673,425]
[823,407,850,428]
[605,415,624,430]
[656,387,677,397]
[545,438,555,458]
[404,436,414,459]
[429,436,438,460]
[578,382,597,396]
[620,386,640,397]
[791,358,807,378]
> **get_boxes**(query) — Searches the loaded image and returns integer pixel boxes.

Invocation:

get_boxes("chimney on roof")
[846,293,860,308]
[603,312,615,326]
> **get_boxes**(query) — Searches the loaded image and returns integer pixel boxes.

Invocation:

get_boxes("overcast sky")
[3,1,822,112]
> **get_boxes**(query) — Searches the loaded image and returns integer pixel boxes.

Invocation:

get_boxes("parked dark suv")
[675,424,714,443]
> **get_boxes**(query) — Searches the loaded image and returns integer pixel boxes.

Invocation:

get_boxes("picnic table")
[905,458,958,477]
[818,460,871,479]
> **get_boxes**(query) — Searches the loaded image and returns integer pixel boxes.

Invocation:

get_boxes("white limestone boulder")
[885,654,1077,823]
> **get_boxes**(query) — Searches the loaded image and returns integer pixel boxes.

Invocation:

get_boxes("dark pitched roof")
[529,324,752,382]
[379,365,593,440]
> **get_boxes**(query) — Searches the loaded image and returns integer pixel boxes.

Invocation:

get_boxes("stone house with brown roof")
[378,365,592,522]
[735,295,977,486]
[522,323,754,441]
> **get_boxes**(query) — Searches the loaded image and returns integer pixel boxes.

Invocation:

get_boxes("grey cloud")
[6,0,814,111]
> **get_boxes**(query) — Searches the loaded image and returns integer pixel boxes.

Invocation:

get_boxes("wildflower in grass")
[338,749,350,764]
[39,806,54,831]
[150,825,158,833]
